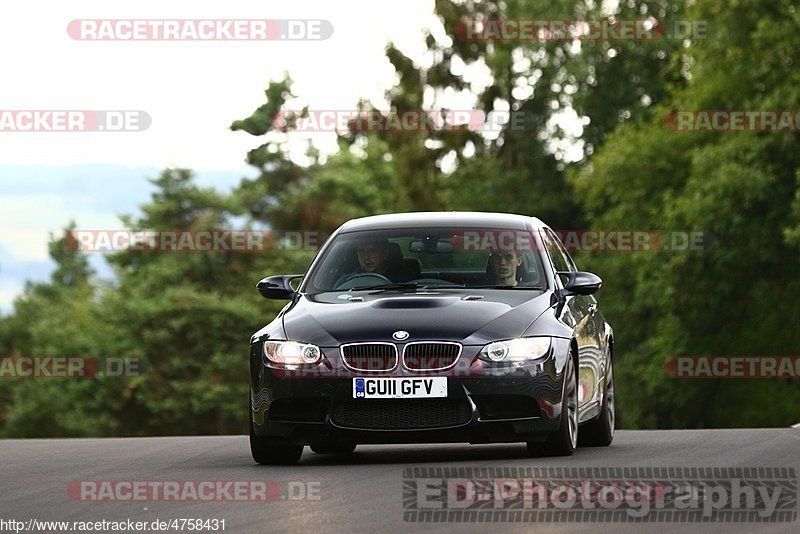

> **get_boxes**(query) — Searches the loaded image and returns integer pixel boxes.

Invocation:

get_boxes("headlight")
[479,337,551,363]
[263,341,322,365]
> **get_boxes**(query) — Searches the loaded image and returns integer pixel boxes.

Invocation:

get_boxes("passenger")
[487,251,522,286]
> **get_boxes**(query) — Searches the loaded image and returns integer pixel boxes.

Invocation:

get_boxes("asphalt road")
[1,430,799,534]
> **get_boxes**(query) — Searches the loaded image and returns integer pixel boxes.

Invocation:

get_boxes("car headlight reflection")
[479,337,551,363]
[264,341,322,365]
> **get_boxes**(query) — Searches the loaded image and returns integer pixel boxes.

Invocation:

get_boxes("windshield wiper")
[465,285,545,290]
[350,283,466,293]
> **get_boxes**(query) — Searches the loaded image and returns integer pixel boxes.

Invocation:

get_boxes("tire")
[527,348,578,457]
[249,408,303,465]
[310,442,357,455]
[579,355,615,447]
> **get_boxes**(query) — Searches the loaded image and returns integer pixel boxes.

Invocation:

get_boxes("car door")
[540,228,604,419]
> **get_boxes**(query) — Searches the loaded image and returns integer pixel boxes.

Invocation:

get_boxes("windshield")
[302,227,546,294]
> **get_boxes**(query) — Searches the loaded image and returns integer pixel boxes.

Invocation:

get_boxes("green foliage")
[570,0,800,428]
[0,171,313,437]
[2,0,798,436]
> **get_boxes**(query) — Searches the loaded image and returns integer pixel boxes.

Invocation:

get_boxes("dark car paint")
[250,212,613,445]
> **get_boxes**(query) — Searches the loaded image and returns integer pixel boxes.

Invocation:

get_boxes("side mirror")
[256,274,303,300]
[558,271,602,297]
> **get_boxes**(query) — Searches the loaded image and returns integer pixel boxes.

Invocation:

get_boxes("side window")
[542,228,576,273]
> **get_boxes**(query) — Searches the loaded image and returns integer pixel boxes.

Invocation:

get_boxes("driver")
[334,238,393,288]
[356,239,391,275]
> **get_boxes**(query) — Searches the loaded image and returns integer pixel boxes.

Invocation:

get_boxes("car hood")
[278,291,554,346]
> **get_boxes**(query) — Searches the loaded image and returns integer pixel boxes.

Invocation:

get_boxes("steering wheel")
[335,272,392,290]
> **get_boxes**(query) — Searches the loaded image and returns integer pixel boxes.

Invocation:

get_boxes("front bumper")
[249,338,569,445]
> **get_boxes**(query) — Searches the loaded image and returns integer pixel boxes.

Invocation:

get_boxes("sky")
[0,0,439,311]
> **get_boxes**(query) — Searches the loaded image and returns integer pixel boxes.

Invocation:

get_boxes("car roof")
[337,211,547,233]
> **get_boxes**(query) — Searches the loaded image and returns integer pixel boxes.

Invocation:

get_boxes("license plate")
[353,377,447,399]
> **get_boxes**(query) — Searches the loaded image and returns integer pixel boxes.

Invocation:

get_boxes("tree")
[570,0,800,428]
[0,225,118,437]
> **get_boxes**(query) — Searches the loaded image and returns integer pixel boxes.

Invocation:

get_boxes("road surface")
[1,430,798,533]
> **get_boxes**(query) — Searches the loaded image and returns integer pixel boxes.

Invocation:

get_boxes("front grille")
[331,399,472,429]
[403,342,461,371]
[341,343,398,372]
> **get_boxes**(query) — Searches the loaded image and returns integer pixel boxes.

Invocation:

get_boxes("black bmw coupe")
[249,212,614,464]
